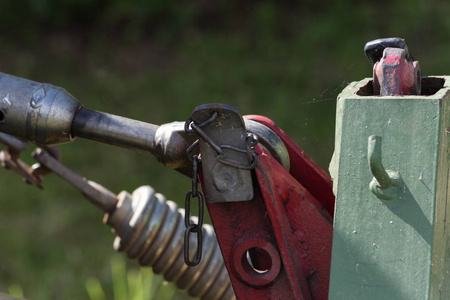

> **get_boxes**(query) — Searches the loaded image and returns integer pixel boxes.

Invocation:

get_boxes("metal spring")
[104,185,235,300]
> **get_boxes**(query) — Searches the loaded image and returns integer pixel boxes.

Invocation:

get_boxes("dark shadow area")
[357,77,445,96]
[330,180,434,299]
[383,180,433,246]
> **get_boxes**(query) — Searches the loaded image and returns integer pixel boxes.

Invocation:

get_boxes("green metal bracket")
[329,76,450,299]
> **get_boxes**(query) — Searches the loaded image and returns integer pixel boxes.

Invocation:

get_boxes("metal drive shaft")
[33,150,235,300]
[0,72,194,174]
[0,72,291,176]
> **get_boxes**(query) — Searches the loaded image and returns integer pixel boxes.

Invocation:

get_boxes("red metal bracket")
[203,116,334,299]
[244,115,335,216]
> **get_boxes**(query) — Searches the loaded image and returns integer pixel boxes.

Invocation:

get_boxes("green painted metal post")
[329,77,450,299]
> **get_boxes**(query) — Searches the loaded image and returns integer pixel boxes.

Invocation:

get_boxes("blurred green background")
[0,1,450,299]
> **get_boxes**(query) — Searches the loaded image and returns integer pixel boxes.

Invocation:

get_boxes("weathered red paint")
[231,235,282,287]
[373,47,421,96]
[244,115,335,216]
[203,119,334,299]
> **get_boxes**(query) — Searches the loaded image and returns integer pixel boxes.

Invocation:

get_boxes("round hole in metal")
[232,238,281,287]
[244,247,272,274]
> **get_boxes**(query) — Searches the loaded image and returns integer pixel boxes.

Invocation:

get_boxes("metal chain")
[183,154,204,266]
[183,111,219,266]
[183,111,258,266]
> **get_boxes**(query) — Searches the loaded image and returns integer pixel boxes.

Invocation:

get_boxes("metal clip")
[0,133,60,188]
[189,104,257,203]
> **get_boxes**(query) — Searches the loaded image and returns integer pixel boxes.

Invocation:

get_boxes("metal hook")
[368,135,401,200]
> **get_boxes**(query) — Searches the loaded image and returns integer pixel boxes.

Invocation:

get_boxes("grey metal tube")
[72,108,159,155]
[0,132,28,152]
[71,109,194,175]
[0,72,80,144]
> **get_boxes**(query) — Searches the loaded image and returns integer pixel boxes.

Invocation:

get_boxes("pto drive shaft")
[0,72,292,174]
[0,72,193,173]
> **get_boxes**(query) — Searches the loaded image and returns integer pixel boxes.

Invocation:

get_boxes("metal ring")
[184,118,195,134]
[184,224,203,266]
[186,140,200,163]
[192,155,199,196]
[247,133,259,147]
[184,111,218,134]
[184,190,204,228]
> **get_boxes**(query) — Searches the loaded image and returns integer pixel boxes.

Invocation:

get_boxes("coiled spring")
[104,185,235,300]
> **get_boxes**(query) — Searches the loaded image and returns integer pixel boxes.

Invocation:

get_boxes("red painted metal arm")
[244,115,335,216]
[204,144,333,299]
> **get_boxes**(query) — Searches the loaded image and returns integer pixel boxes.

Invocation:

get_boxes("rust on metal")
[0,133,61,188]
[364,38,421,96]
[373,47,421,96]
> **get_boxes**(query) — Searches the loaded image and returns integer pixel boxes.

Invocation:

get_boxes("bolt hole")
[0,110,4,123]
[243,247,272,274]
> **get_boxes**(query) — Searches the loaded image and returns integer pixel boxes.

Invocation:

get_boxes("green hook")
[368,135,401,200]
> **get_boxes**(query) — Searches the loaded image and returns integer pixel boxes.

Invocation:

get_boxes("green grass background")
[0,1,450,299]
